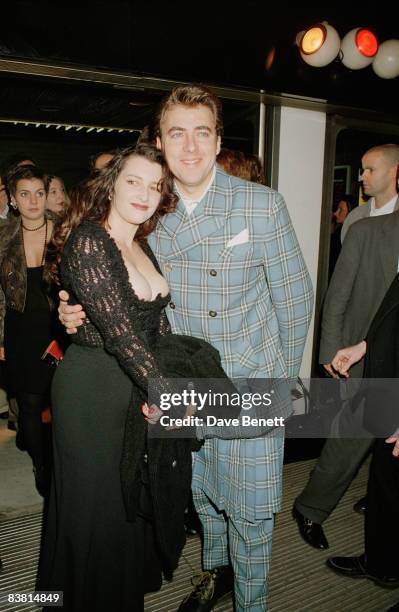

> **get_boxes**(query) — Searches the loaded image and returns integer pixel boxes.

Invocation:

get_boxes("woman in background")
[329,194,356,278]
[0,165,61,496]
[45,175,70,214]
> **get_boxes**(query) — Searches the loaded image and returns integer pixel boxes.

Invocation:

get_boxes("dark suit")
[296,211,399,523]
[360,274,399,579]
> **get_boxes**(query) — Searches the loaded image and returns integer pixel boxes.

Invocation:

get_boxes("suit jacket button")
[164,263,173,273]
[169,302,176,309]
[172,460,177,468]
[209,269,217,277]
[209,310,217,317]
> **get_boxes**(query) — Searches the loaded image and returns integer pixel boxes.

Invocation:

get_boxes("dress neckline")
[83,220,170,306]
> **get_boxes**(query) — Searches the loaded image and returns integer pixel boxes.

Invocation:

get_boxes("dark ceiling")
[1,0,398,115]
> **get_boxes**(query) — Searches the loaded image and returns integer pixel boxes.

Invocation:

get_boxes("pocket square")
[226,228,249,248]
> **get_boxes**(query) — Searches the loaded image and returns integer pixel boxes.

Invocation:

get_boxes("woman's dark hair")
[7,165,47,197]
[341,194,357,214]
[49,143,177,283]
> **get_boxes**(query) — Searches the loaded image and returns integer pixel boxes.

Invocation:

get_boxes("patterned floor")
[0,459,397,611]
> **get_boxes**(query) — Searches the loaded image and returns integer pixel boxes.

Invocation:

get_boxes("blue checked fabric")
[192,486,274,611]
[149,167,313,518]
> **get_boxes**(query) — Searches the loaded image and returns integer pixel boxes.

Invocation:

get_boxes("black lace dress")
[37,221,191,612]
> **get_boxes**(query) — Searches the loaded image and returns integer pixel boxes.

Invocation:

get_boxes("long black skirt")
[37,344,162,612]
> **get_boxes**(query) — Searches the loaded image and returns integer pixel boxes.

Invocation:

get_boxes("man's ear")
[156,136,162,151]
[216,136,221,156]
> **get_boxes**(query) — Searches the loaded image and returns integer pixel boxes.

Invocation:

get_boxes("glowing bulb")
[301,26,326,54]
[298,22,341,67]
[341,27,378,69]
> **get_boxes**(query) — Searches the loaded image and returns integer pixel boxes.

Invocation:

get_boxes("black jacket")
[361,274,399,437]
[120,332,235,577]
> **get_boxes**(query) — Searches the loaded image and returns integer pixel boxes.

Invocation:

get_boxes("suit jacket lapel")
[378,211,399,290]
[157,168,230,259]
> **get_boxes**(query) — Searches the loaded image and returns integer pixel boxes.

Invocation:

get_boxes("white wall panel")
[278,106,326,377]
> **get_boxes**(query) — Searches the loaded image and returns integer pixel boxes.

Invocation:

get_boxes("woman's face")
[46,177,66,213]
[13,178,46,222]
[333,200,350,225]
[109,155,163,228]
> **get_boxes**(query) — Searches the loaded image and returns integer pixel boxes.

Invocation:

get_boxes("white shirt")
[175,166,216,216]
[369,195,398,217]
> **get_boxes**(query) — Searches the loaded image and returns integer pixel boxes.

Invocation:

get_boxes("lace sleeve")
[61,224,171,397]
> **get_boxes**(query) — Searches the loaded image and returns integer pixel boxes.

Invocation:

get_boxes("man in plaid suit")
[153,85,313,612]
[59,85,313,611]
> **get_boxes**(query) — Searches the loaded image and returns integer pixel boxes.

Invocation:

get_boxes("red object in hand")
[41,340,64,365]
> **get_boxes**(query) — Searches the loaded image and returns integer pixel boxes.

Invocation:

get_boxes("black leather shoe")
[178,565,234,611]
[327,555,399,588]
[353,496,367,515]
[292,506,329,550]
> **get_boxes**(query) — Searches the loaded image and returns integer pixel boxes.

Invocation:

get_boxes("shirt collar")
[370,194,398,215]
[175,166,216,215]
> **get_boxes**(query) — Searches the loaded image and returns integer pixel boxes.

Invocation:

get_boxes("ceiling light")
[298,22,341,67]
[341,28,378,69]
[372,39,399,78]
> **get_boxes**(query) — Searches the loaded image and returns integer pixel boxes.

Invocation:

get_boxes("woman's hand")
[141,403,163,425]
[331,341,367,377]
[0,347,5,361]
[141,401,197,429]
[58,290,86,334]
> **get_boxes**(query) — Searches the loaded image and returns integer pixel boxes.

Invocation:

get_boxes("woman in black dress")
[37,144,193,611]
[0,165,61,496]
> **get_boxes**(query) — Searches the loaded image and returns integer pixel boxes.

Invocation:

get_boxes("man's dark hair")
[154,84,224,139]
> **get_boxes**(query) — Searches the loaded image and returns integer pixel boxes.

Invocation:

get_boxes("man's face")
[360,150,396,198]
[157,104,221,198]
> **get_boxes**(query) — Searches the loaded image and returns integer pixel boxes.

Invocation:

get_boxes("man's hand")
[330,341,367,377]
[0,347,5,361]
[386,430,399,458]
[58,289,86,335]
[323,363,340,379]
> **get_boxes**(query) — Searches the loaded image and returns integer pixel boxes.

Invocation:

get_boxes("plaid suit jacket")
[149,167,313,519]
